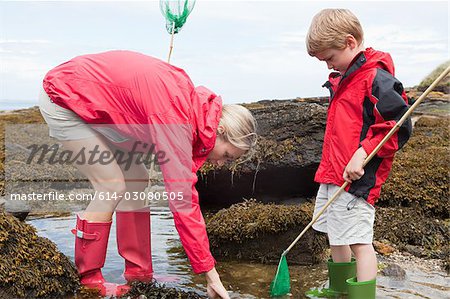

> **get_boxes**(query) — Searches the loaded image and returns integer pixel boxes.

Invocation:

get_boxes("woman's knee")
[123,163,150,191]
[90,177,127,195]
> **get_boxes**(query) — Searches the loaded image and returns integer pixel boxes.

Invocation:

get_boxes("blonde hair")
[219,104,257,159]
[306,9,364,56]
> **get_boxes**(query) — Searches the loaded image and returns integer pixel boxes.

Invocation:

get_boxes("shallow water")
[27,206,449,298]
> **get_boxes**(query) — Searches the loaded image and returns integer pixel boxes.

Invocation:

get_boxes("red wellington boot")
[71,214,129,296]
[116,208,153,282]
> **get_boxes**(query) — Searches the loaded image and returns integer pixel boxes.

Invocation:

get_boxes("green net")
[269,255,291,297]
[159,0,196,34]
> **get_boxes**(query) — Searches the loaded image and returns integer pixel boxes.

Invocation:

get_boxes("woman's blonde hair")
[218,104,257,159]
[306,8,364,56]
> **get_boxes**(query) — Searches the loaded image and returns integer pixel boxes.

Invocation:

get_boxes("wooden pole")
[167,22,176,64]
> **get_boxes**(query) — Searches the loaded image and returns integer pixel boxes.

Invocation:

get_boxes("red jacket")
[43,50,221,273]
[314,48,412,205]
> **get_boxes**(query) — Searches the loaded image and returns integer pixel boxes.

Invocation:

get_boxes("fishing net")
[270,255,291,296]
[160,0,196,34]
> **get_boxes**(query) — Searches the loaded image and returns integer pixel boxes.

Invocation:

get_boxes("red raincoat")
[43,50,221,273]
[315,48,412,205]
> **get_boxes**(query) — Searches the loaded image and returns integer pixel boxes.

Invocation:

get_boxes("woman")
[39,50,257,298]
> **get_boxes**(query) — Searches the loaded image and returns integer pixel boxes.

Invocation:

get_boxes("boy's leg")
[350,243,377,281]
[330,245,352,262]
[326,186,374,294]
[311,184,329,233]
[308,184,356,296]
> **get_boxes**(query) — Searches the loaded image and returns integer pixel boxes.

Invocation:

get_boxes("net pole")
[167,22,175,64]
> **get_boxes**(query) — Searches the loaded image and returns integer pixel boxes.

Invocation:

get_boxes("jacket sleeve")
[170,172,216,274]
[360,69,412,158]
[148,120,216,274]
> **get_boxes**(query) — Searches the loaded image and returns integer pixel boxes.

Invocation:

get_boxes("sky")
[0,0,448,110]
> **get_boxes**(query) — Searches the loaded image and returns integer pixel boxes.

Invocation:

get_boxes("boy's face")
[315,46,360,75]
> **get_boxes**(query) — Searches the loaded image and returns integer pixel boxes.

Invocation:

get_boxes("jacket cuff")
[191,256,216,274]
[360,139,375,156]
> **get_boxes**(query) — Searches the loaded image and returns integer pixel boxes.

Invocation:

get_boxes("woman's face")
[207,135,246,167]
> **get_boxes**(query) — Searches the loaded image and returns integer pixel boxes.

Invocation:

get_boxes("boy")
[305,9,412,298]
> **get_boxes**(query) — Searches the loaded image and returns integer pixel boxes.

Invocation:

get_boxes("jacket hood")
[361,47,395,75]
[191,86,222,169]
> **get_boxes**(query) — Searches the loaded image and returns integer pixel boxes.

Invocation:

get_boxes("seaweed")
[117,281,205,299]
[0,207,80,298]
[379,117,449,218]
[205,199,328,265]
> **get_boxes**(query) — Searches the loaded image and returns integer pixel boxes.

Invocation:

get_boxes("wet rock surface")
[205,199,328,264]
[381,263,406,279]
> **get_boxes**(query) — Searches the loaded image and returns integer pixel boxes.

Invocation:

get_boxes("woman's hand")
[343,147,368,183]
[205,267,230,299]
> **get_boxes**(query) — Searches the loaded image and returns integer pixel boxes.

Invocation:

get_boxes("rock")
[197,99,327,208]
[7,211,29,221]
[206,199,328,265]
[416,60,450,93]
[2,197,31,221]
[381,263,406,279]
[404,245,427,258]
[374,207,448,260]
[373,240,395,256]
[379,117,449,218]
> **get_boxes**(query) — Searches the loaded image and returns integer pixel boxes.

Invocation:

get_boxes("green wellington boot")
[327,258,356,294]
[305,258,356,297]
[346,277,376,299]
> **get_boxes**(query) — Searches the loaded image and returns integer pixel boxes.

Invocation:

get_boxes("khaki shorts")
[312,183,375,245]
[38,88,98,140]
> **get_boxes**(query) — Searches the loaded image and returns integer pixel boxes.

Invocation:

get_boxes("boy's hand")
[343,147,368,183]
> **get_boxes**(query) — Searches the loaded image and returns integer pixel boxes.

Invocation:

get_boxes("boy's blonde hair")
[219,104,257,158]
[306,9,364,56]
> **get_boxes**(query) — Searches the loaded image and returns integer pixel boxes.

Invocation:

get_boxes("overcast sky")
[0,0,448,110]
